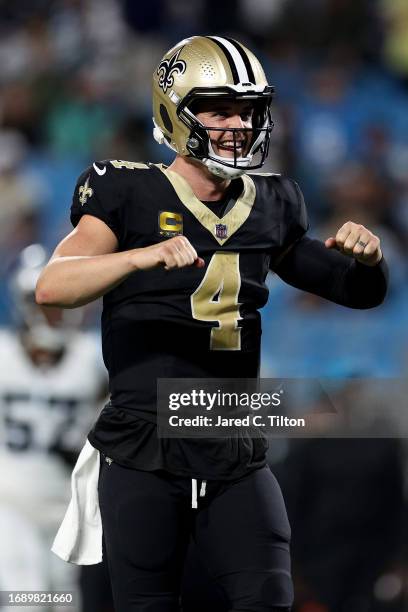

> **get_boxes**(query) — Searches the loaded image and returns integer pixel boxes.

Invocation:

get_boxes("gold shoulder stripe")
[110,160,150,170]
[156,164,256,245]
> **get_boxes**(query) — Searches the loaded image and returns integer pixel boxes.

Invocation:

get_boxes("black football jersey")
[70,160,308,478]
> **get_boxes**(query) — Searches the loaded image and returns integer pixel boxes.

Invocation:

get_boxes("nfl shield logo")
[215,223,228,239]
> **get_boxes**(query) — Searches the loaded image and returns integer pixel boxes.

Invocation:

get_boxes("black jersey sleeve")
[264,176,309,267]
[273,235,388,309]
[70,162,122,242]
[279,177,309,249]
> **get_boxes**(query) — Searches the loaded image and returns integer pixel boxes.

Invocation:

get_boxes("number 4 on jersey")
[191,252,242,350]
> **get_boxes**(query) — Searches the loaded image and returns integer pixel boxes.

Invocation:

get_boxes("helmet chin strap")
[202,157,247,180]
[201,140,253,179]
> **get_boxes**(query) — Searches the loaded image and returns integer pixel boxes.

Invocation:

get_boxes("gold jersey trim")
[156,164,256,246]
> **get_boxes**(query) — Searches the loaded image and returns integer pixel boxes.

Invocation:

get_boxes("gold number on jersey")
[110,160,149,170]
[191,252,241,350]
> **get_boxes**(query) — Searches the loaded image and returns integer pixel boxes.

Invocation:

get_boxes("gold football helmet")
[152,36,274,179]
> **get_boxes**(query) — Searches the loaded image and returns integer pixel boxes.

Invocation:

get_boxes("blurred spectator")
[0,131,44,246]
[0,128,48,325]
[319,163,404,259]
[238,0,287,38]
[0,130,48,272]
[43,69,120,157]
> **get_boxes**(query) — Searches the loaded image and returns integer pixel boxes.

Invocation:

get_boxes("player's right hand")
[131,236,205,271]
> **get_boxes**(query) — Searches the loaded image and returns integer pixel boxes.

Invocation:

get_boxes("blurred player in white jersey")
[0,244,107,612]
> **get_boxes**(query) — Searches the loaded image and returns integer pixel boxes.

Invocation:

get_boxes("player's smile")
[216,137,247,156]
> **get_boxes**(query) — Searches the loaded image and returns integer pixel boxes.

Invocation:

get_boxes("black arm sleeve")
[273,235,388,309]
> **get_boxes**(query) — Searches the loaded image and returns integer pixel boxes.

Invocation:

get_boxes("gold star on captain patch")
[79,177,93,206]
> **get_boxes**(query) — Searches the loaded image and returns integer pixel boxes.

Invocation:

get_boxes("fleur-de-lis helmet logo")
[157,48,186,94]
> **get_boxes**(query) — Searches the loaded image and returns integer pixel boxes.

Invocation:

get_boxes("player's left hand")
[325,221,382,266]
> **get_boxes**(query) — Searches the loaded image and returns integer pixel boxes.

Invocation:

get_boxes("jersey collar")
[155,164,256,246]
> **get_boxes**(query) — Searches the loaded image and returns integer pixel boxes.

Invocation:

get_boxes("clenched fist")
[130,235,205,271]
[325,221,382,266]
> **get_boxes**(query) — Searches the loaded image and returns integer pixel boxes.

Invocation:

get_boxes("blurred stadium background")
[0,0,407,611]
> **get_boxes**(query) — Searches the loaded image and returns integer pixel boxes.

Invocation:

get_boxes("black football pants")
[98,460,293,612]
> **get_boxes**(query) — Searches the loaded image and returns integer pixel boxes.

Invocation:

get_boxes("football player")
[37,36,388,612]
[0,244,107,612]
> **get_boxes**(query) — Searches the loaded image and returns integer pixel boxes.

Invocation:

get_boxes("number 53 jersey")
[70,161,308,477]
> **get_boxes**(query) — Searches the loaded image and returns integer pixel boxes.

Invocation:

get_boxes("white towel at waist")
[51,439,103,565]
